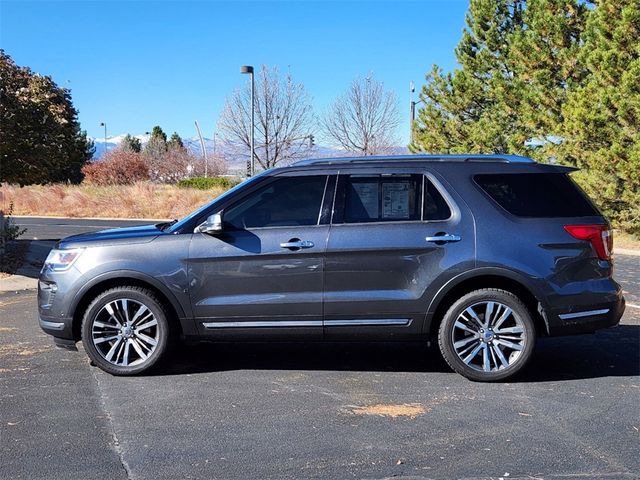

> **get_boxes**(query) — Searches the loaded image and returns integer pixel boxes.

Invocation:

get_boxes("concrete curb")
[0,274,37,292]
[0,239,53,292]
[615,248,640,257]
[14,214,170,222]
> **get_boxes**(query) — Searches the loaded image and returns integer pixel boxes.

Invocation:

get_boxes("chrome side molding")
[558,308,610,320]
[202,318,411,328]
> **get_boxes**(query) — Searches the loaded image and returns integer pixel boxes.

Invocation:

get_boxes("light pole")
[100,122,107,154]
[409,82,423,144]
[240,65,255,177]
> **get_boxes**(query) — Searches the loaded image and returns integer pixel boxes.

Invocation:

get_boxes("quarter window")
[224,176,327,229]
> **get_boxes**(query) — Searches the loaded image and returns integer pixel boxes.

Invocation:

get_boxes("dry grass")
[614,230,640,251]
[0,182,229,219]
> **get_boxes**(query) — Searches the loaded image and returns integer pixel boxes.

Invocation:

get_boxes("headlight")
[43,248,84,271]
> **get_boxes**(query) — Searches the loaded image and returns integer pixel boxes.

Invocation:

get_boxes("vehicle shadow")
[164,324,639,382]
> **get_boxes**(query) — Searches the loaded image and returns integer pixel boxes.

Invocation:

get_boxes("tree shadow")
[163,324,640,382]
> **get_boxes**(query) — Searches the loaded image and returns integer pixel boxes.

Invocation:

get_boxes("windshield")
[167,172,270,233]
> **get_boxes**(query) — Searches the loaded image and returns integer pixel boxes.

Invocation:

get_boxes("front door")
[188,174,332,339]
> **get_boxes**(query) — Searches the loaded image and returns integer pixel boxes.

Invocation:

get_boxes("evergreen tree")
[0,50,94,185]
[143,125,168,164]
[120,134,142,153]
[562,0,640,233]
[168,132,184,150]
[509,0,589,163]
[410,0,528,154]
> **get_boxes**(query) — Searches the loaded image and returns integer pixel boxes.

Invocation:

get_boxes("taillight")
[564,224,613,261]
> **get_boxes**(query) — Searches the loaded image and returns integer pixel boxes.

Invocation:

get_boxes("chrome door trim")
[203,320,323,328]
[324,318,411,327]
[558,308,610,320]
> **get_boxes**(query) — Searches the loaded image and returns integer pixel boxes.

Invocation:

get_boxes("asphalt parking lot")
[1,219,639,479]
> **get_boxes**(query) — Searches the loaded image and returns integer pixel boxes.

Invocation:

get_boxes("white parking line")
[627,303,640,309]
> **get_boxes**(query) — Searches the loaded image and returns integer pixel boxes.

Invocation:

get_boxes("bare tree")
[322,74,400,156]
[218,65,315,170]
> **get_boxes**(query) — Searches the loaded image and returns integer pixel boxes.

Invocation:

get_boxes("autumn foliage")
[81,149,149,185]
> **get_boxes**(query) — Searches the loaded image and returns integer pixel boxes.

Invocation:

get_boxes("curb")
[14,215,170,222]
[615,248,640,257]
[0,274,37,292]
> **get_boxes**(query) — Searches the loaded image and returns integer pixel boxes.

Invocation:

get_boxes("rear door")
[323,167,475,340]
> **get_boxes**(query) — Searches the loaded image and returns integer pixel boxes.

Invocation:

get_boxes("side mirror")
[195,212,224,235]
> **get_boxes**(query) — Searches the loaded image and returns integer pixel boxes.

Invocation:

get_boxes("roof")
[292,154,536,167]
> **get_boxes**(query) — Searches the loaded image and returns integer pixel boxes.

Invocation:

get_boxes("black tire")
[438,288,536,382]
[81,286,171,376]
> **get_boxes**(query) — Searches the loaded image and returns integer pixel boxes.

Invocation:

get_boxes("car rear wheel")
[81,286,171,375]
[438,288,536,382]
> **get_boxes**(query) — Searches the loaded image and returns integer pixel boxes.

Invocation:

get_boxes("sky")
[0,0,469,145]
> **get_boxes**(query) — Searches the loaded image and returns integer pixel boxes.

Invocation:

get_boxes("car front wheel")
[438,288,536,382]
[81,286,171,375]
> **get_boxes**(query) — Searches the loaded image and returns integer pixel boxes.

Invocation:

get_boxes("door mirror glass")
[195,212,224,235]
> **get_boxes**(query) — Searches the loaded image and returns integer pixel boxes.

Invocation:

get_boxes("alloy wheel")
[451,300,527,373]
[91,298,159,367]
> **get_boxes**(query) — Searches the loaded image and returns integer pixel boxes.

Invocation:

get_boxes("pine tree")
[168,132,184,150]
[121,134,142,153]
[562,0,640,233]
[143,125,168,164]
[508,0,589,163]
[410,0,528,154]
[0,50,94,185]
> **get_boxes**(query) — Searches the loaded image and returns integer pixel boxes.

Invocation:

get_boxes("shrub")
[82,149,149,185]
[177,176,241,190]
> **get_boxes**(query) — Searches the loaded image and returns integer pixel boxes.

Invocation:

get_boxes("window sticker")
[352,182,379,219]
[382,182,410,219]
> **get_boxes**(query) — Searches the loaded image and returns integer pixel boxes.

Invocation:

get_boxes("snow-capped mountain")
[90,134,409,174]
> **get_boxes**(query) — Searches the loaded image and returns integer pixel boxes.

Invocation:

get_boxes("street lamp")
[240,65,255,177]
[409,82,423,144]
[100,122,107,153]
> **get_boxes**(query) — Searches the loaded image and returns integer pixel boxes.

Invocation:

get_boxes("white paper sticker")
[382,182,410,219]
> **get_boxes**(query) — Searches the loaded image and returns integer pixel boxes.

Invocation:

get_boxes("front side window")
[224,175,327,229]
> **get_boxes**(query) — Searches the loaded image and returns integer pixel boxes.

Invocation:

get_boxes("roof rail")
[292,154,535,167]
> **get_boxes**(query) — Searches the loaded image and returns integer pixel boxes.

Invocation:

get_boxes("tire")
[81,286,171,376]
[438,288,536,382]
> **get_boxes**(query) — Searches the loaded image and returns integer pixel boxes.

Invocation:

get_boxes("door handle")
[280,239,315,250]
[425,234,461,243]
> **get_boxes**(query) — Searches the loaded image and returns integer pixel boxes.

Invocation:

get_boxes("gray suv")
[38,154,625,381]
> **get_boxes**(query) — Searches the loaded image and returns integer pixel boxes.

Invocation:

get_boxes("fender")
[69,269,190,324]
[423,266,549,333]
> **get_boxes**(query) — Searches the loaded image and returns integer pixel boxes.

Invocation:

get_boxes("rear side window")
[344,175,422,223]
[475,173,599,217]
[337,174,452,223]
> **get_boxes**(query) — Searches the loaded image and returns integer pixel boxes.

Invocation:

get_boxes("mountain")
[89,134,409,174]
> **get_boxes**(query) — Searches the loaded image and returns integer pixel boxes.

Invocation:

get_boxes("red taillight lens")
[564,224,612,260]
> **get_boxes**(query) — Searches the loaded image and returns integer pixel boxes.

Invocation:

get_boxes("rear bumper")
[546,295,625,336]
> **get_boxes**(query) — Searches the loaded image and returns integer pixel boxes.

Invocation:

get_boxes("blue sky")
[1,0,469,145]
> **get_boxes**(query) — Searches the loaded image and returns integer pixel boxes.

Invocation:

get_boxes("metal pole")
[250,70,255,177]
[100,122,107,153]
[194,120,207,177]
[409,82,414,144]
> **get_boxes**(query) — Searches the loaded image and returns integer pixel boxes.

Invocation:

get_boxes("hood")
[57,224,165,249]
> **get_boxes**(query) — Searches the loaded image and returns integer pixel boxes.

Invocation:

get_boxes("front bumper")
[39,314,74,339]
